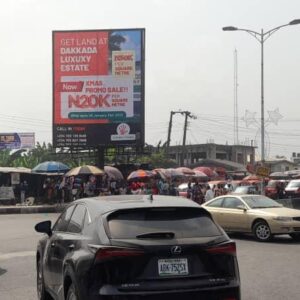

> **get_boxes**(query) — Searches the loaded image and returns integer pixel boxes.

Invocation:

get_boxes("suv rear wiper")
[136,232,175,239]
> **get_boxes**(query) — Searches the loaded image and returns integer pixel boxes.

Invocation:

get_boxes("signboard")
[0,186,15,201]
[256,166,270,177]
[0,133,35,150]
[53,29,145,148]
[11,173,20,185]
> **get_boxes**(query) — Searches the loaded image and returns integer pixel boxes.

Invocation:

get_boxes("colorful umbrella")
[32,161,70,173]
[65,165,104,177]
[127,169,154,181]
[176,167,195,176]
[104,166,124,180]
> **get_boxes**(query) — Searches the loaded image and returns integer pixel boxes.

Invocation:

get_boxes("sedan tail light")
[205,242,236,255]
[94,246,144,262]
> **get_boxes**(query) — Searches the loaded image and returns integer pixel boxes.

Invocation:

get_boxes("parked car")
[265,180,289,199]
[35,195,240,300]
[202,194,300,242]
[285,179,300,198]
[231,185,259,195]
[177,182,208,198]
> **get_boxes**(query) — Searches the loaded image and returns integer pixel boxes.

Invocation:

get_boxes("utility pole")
[165,110,196,165]
[166,110,184,152]
[166,111,175,150]
[181,111,196,166]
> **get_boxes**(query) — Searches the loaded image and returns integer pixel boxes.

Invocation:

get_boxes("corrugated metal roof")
[0,167,31,174]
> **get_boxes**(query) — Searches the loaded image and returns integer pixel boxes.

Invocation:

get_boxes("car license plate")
[158,258,189,276]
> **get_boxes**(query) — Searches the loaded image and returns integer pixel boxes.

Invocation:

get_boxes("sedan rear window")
[287,181,300,188]
[107,208,221,239]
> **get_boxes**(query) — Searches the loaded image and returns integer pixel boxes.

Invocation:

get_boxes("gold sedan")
[202,195,300,241]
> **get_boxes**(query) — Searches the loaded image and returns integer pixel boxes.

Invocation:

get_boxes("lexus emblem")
[171,245,182,255]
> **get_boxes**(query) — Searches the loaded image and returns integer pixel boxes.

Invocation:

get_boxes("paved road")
[0,214,300,300]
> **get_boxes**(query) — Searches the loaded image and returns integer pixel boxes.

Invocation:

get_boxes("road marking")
[0,251,35,261]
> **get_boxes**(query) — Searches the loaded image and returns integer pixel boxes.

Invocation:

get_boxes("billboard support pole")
[96,146,105,169]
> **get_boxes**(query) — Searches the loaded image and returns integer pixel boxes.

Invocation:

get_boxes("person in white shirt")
[205,185,214,202]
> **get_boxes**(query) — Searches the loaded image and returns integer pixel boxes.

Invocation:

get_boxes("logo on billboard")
[111,123,136,141]
[117,123,130,135]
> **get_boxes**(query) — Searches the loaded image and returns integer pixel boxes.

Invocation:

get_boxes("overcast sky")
[1,0,300,160]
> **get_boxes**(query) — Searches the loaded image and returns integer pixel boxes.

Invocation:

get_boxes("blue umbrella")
[32,161,70,173]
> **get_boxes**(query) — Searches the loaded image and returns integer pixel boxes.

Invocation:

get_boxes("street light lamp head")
[222,26,238,31]
[289,19,300,25]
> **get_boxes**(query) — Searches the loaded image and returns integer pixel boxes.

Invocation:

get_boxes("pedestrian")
[192,182,204,205]
[187,182,192,199]
[162,181,170,195]
[204,185,214,202]
[169,182,178,196]
[20,180,28,205]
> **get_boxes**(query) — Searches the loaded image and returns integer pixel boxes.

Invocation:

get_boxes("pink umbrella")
[176,167,195,176]
[193,167,215,178]
[153,168,169,180]
[167,168,185,178]
[193,170,209,180]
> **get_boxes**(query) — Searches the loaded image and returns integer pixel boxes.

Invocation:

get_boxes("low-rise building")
[167,143,256,166]
[263,160,297,173]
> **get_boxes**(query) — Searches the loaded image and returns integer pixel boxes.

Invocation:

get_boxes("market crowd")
[40,174,229,206]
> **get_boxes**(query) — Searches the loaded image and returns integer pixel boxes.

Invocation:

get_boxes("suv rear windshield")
[107,207,221,239]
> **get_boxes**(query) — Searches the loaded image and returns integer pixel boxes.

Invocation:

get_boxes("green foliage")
[137,150,177,169]
[0,144,176,169]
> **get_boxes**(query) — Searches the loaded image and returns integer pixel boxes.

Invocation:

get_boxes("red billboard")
[53,29,145,148]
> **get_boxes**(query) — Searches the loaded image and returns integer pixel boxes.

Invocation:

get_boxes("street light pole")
[260,28,265,162]
[223,19,300,162]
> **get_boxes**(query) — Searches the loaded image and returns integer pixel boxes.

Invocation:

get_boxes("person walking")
[204,185,214,202]
[192,182,204,205]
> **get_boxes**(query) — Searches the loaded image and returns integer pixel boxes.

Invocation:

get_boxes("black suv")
[35,195,240,300]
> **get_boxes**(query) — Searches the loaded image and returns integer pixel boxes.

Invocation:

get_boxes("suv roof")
[74,194,202,215]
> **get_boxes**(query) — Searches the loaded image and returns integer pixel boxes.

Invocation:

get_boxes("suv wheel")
[253,221,272,241]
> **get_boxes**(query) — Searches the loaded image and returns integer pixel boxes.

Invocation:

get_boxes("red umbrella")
[127,169,154,181]
[193,167,215,178]
[176,167,195,176]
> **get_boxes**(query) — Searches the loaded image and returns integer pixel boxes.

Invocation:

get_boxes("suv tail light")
[205,242,236,255]
[94,246,144,262]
